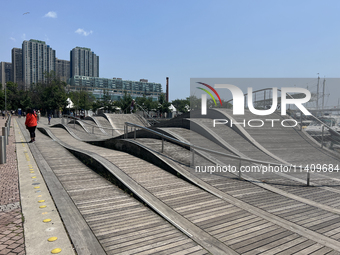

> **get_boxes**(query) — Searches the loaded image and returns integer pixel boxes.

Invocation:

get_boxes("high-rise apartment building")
[11,48,23,89]
[23,39,56,89]
[0,62,12,89]
[70,47,99,78]
[55,58,70,83]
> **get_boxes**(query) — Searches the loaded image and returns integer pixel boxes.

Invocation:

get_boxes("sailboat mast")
[322,78,325,115]
[317,75,320,115]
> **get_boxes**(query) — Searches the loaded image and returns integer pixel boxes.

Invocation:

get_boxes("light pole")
[4,82,7,117]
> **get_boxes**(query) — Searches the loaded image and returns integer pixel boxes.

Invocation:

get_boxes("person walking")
[48,113,52,125]
[130,99,135,113]
[37,110,41,123]
[25,108,38,143]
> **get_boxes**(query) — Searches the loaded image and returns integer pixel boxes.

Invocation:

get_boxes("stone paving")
[0,116,25,255]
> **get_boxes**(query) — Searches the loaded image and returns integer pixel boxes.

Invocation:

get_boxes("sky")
[1,0,340,106]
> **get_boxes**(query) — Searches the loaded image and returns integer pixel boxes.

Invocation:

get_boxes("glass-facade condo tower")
[70,47,99,78]
[22,39,56,89]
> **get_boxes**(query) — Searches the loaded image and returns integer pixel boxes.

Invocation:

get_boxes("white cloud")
[44,11,57,18]
[22,33,26,40]
[75,28,93,36]
[10,37,16,42]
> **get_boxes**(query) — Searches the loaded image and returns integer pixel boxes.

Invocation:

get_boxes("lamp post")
[4,82,7,118]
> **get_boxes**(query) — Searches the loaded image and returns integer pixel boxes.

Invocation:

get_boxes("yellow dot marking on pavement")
[39,205,47,208]
[37,195,42,197]
[51,248,62,254]
[48,237,58,242]
[42,212,48,215]
[34,186,40,189]
[31,176,36,179]
[43,219,51,223]
[38,200,45,203]
[30,171,34,173]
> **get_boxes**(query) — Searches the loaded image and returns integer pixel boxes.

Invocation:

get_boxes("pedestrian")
[48,112,52,125]
[37,110,41,123]
[25,108,38,143]
[130,99,135,113]
[2,110,4,119]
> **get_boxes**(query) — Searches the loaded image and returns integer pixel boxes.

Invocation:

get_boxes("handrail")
[124,122,291,167]
[124,122,335,186]
[135,103,160,124]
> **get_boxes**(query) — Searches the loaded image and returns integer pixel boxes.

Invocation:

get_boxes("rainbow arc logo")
[196,82,222,106]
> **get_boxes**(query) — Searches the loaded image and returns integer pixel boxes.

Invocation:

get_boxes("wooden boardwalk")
[40,124,340,254]
[17,114,340,254]
[18,120,207,255]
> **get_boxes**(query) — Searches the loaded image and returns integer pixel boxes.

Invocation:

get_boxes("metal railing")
[0,114,11,164]
[135,103,160,126]
[124,122,324,186]
[61,115,124,136]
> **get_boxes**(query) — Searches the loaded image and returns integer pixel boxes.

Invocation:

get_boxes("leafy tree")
[158,93,171,115]
[0,83,4,110]
[171,98,190,113]
[68,90,95,113]
[29,72,68,114]
[135,96,158,114]
[114,91,133,113]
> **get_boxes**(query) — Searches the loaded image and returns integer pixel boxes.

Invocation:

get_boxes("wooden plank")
[242,233,300,255]
[210,219,268,236]
[109,236,189,254]
[293,243,325,254]
[275,240,315,255]
[167,245,205,255]
[101,225,176,246]
[307,217,340,231]
[208,216,261,235]
[232,229,290,252]
[224,225,279,244]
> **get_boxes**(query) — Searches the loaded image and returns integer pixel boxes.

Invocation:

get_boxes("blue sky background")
[1,0,340,106]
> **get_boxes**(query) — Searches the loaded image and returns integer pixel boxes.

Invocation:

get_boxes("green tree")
[158,93,171,115]
[114,91,133,113]
[171,98,190,113]
[69,90,95,112]
[135,96,158,115]
[32,72,68,114]
[0,83,4,110]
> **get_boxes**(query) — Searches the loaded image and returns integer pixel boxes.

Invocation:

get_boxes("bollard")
[2,127,8,145]
[5,123,10,136]
[0,136,6,164]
